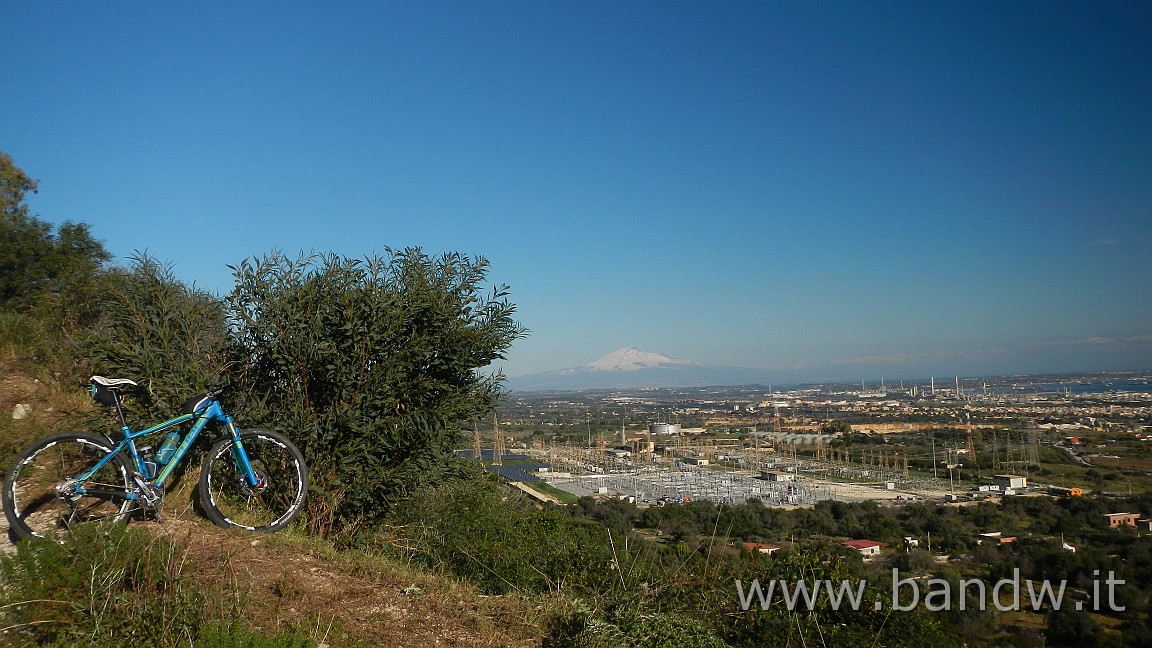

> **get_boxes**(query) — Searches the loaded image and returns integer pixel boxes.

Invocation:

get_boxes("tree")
[227,249,525,535]
[1,151,37,218]
[0,152,109,307]
[821,420,852,434]
[1047,607,1102,647]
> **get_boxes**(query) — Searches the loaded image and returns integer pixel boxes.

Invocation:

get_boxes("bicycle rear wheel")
[3,432,133,541]
[198,430,308,532]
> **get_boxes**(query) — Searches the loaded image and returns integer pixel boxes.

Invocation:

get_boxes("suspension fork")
[223,417,262,487]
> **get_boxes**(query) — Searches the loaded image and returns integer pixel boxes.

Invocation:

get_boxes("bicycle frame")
[75,399,260,502]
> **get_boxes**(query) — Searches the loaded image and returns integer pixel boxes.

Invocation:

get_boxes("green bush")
[0,311,44,350]
[76,255,231,419]
[227,250,524,534]
[392,472,621,595]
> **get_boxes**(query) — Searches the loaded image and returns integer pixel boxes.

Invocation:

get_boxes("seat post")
[111,390,129,430]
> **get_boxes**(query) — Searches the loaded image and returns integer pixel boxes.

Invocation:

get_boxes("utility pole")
[946,448,957,496]
[931,433,938,479]
[966,412,977,477]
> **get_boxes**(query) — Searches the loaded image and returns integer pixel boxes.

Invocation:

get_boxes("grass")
[522,480,580,504]
[0,522,258,647]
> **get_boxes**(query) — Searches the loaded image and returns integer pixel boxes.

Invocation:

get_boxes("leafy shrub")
[77,255,231,418]
[391,471,622,595]
[227,250,524,534]
[0,311,44,350]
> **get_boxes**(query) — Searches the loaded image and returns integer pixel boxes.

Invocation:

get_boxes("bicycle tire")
[198,429,308,532]
[2,432,134,541]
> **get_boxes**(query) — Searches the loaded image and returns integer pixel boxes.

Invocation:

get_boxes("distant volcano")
[505,347,776,391]
[579,347,697,372]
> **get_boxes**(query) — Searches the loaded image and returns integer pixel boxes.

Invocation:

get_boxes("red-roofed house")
[841,539,886,557]
[742,542,781,555]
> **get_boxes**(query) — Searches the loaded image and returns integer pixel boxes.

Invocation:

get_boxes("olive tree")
[227,249,525,536]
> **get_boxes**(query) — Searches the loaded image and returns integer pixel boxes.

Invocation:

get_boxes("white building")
[760,471,797,482]
[992,474,1028,490]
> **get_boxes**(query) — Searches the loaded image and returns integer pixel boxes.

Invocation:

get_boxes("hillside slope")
[154,511,542,647]
[0,369,543,647]
[0,487,544,647]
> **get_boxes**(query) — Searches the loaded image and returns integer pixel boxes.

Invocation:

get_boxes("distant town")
[474,370,1152,507]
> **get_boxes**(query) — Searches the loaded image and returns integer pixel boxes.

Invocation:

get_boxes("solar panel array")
[454,450,533,462]
[487,463,549,482]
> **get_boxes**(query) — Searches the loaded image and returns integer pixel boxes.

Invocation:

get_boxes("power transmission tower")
[492,414,504,466]
[966,415,977,476]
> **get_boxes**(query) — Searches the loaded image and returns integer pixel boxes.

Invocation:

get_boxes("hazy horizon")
[502,345,1152,390]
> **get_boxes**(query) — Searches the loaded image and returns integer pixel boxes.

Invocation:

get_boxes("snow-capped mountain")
[581,347,696,372]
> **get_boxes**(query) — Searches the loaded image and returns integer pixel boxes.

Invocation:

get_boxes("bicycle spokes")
[200,432,307,532]
[5,434,133,540]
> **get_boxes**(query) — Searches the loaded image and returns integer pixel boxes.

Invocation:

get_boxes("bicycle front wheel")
[3,432,133,541]
[198,430,308,532]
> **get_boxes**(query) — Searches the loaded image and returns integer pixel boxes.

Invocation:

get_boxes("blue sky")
[5,1,1151,382]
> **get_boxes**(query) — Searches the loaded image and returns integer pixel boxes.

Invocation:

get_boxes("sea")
[1000,377,1152,396]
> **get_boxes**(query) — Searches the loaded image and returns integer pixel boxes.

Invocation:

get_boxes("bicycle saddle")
[90,376,139,388]
[90,376,138,405]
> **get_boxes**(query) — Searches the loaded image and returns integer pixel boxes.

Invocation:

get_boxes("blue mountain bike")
[2,376,308,541]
